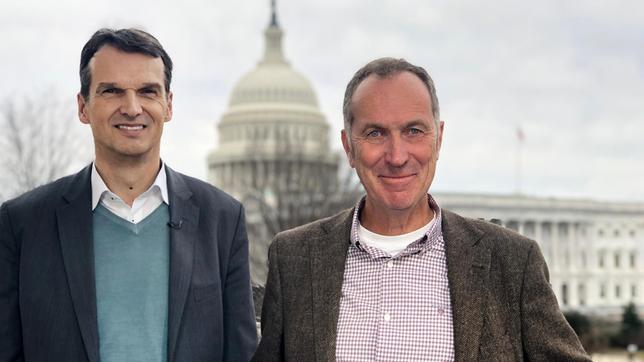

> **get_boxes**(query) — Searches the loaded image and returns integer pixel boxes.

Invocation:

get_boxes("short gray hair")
[342,57,440,134]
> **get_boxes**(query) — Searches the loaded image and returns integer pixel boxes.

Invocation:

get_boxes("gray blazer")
[0,165,257,362]
[253,208,591,361]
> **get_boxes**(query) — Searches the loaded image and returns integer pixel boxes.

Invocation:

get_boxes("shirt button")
[383,313,391,322]
[387,260,394,268]
[438,308,445,315]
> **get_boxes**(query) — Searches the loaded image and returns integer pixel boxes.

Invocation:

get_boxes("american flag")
[517,126,525,142]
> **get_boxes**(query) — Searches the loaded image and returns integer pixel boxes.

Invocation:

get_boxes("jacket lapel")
[165,167,199,362]
[443,210,491,362]
[310,209,352,362]
[57,165,100,362]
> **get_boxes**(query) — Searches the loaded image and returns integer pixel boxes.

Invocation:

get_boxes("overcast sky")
[1,0,643,202]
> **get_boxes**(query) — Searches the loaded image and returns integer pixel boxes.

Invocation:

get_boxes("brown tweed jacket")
[253,208,591,362]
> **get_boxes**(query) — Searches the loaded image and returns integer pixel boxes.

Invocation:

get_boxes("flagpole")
[516,126,524,195]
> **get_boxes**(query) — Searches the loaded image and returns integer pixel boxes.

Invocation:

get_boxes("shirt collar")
[350,194,444,254]
[90,161,169,210]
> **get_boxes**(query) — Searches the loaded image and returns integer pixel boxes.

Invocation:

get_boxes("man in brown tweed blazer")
[253,58,591,361]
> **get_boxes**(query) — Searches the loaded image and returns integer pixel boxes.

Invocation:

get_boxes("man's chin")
[380,196,418,212]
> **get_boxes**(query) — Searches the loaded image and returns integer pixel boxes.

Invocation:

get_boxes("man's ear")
[341,129,355,168]
[165,91,173,122]
[77,93,90,124]
[435,120,445,159]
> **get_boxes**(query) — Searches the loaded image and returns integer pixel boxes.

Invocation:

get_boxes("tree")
[0,95,90,201]
[613,302,644,347]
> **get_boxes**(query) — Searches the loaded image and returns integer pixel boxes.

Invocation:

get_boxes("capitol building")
[208,4,644,316]
[208,4,349,284]
[436,193,644,316]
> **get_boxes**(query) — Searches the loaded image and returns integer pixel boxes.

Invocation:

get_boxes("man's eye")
[141,88,158,95]
[408,128,423,135]
[100,88,124,96]
[366,130,382,138]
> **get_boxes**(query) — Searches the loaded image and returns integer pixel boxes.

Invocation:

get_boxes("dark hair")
[79,28,173,99]
[342,57,440,133]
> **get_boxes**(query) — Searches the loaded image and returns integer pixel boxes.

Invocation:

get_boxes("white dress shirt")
[91,162,169,224]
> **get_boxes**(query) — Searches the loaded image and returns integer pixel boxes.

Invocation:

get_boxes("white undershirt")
[90,162,169,224]
[358,217,434,256]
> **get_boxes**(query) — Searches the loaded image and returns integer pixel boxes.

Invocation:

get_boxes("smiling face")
[342,71,443,218]
[77,45,172,164]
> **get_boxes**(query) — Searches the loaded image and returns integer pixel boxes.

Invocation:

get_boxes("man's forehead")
[90,45,162,64]
[88,46,165,85]
[351,72,433,129]
[352,72,431,112]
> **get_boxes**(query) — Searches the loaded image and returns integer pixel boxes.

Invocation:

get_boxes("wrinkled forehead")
[88,45,166,88]
[352,72,431,107]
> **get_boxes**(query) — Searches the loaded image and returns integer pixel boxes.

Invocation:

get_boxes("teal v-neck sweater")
[93,204,170,362]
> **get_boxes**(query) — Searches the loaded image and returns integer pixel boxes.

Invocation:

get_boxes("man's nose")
[119,89,143,117]
[384,134,409,166]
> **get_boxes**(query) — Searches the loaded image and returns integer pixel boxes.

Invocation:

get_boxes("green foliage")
[612,302,644,347]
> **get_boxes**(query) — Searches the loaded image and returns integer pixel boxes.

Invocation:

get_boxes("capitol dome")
[208,4,341,283]
[229,61,319,107]
[226,15,319,109]
[208,4,339,195]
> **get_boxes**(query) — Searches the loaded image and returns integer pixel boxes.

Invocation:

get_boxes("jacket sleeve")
[252,238,284,362]
[520,240,592,361]
[223,205,258,361]
[0,202,24,361]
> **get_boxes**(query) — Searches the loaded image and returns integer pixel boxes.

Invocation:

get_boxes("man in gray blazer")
[0,28,256,361]
[254,58,591,361]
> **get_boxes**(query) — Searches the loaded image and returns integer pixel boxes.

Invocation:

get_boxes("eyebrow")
[139,83,163,90]
[404,119,431,129]
[94,82,163,91]
[358,119,430,131]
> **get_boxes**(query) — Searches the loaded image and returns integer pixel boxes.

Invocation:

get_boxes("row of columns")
[503,219,582,271]
[554,279,640,309]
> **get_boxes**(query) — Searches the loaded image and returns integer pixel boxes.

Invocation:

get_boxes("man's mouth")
[381,174,415,179]
[115,125,145,130]
[379,174,416,185]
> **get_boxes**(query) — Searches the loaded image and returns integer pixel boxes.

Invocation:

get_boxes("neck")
[94,152,161,206]
[360,196,434,236]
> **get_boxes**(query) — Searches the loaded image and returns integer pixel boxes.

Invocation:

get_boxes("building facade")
[436,193,644,316]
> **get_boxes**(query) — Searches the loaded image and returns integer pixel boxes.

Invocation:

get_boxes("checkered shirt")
[335,195,454,362]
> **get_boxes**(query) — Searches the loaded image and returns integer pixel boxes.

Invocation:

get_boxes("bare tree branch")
[0,94,91,201]
[242,132,363,284]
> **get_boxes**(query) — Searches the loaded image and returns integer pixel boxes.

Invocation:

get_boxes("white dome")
[209,14,338,184]
[229,64,318,107]
[228,24,319,107]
